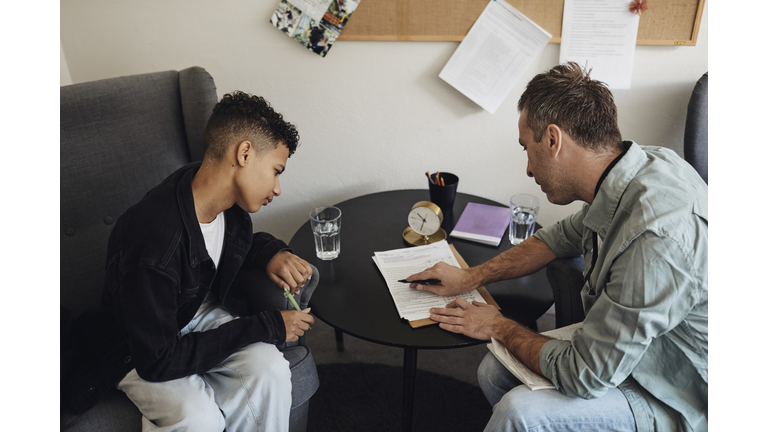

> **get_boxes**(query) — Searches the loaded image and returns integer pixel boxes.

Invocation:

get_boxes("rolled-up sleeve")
[538,231,699,399]
[533,204,587,258]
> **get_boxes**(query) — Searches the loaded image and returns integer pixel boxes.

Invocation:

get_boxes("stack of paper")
[372,241,487,323]
[487,322,584,391]
[450,202,510,246]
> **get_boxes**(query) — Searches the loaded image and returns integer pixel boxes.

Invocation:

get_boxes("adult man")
[103,91,315,431]
[407,63,708,431]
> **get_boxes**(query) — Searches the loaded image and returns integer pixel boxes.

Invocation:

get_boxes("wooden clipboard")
[408,244,500,329]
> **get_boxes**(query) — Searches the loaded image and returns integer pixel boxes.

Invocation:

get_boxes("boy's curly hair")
[203,91,299,162]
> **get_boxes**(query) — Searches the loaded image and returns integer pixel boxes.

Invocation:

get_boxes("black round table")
[289,190,554,432]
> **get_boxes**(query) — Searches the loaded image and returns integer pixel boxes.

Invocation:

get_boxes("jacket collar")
[582,141,646,238]
[175,162,254,267]
[176,163,210,267]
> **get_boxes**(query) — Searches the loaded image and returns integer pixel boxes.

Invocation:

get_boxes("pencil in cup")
[430,172,446,186]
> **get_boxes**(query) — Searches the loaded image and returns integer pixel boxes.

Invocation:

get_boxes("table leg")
[334,328,345,352]
[402,347,418,432]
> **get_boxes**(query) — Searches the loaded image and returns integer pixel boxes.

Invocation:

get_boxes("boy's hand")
[280,308,314,342]
[267,251,312,295]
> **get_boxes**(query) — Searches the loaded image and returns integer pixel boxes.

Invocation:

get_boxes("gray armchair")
[684,72,708,185]
[544,72,709,329]
[60,67,319,431]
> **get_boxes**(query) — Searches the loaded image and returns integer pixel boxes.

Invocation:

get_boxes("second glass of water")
[310,206,342,260]
[509,194,540,246]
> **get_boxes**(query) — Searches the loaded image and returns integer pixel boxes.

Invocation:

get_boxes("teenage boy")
[103,91,314,431]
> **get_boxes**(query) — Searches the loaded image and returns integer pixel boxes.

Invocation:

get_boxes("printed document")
[372,241,486,322]
[439,0,552,114]
[559,0,640,89]
[487,321,584,391]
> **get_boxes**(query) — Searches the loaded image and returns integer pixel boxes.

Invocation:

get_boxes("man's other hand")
[429,297,504,341]
[280,308,314,342]
[405,261,474,296]
[267,251,312,295]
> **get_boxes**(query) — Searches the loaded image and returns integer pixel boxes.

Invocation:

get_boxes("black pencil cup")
[428,172,459,214]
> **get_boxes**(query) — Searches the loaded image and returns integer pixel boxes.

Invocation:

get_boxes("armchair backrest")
[684,72,708,184]
[60,67,218,318]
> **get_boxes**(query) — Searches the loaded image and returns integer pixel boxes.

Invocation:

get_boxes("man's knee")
[478,351,520,406]
[477,352,500,392]
[488,389,542,432]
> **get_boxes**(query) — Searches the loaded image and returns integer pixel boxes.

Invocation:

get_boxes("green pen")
[283,287,311,330]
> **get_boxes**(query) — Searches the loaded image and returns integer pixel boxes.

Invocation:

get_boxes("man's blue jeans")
[478,352,637,431]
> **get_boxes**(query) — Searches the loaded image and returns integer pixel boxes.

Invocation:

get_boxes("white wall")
[60,0,708,243]
[61,43,73,86]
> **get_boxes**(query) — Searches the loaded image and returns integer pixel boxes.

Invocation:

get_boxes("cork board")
[339,0,705,46]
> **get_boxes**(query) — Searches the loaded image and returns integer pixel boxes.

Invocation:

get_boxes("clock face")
[408,207,442,236]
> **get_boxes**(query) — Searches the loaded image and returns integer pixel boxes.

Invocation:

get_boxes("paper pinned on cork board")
[438,0,552,114]
[559,0,640,89]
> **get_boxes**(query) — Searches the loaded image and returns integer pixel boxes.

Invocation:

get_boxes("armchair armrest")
[545,256,586,329]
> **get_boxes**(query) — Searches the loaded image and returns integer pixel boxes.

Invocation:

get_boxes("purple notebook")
[450,202,509,246]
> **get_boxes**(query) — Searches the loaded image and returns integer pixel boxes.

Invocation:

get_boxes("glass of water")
[309,206,342,260]
[509,194,540,246]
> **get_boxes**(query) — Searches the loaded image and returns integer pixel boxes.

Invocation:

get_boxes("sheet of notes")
[559,0,640,89]
[373,241,485,322]
[439,0,552,114]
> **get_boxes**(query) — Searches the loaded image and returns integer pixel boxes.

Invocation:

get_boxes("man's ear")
[545,124,563,158]
[236,141,253,167]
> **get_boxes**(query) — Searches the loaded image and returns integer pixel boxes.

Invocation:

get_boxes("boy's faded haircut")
[203,91,300,162]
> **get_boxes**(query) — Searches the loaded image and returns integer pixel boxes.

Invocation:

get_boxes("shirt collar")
[582,141,646,237]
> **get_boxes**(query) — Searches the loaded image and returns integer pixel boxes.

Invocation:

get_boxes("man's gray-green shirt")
[533,142,708,431]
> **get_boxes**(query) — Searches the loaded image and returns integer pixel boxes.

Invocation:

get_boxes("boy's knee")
[239,345,292,387]
[166,396,225,432]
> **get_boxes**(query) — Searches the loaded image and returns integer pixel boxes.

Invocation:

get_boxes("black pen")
[398,278,441,285]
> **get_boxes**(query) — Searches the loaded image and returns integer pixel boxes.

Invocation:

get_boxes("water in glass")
[509,208,536,245]
[312,220,340,260]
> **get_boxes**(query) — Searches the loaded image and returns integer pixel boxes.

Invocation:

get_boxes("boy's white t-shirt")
[194,212,226,318]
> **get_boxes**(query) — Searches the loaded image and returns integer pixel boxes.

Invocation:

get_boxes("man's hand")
[433,298,550,376]
[405,261,475,296]
[429,297,505,341]
[267,251,312,295]
[280,308,314,342]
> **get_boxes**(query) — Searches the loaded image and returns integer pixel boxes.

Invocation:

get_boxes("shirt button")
[104,216,114,225]
[124,356,132,364]
[86,385,96,393]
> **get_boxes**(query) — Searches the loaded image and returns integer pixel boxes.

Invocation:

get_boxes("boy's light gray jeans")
[117,303,293,432]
